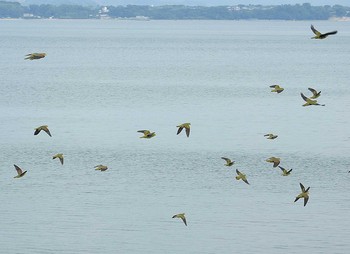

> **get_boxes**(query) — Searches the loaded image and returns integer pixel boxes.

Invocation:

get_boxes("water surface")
[0,19,350,253]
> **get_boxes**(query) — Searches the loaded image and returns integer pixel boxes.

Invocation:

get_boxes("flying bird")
[25,53,46,60]
[269,85,284,93]
[235,169,249,185]
[221,157,235,166]
[94,165,108,171]
[308,87,321,99]
[53,153,64,165]
[34,125,52,137]
[13,164,27,178]
[176,123,191,137]
[310,25,337,39]
[294,183,310,206]
[278,166,292,176]
[300,92,325,107]
[264,133,278,139]
[172,213,187,226]
[137,130,156,139]
[266,157,281,168]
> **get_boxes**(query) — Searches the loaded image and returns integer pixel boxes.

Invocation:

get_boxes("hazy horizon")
[10,0,350,6]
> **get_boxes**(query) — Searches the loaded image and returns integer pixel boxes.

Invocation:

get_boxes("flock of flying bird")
[15,24,337,227]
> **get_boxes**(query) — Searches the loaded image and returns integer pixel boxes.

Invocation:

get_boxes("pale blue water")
[0,19,350,253]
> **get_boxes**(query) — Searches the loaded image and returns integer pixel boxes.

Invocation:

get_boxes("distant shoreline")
[1,17,350,21]
[1,3,350,20]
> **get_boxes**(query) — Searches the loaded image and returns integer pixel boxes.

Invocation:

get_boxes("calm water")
[0,19,350,253]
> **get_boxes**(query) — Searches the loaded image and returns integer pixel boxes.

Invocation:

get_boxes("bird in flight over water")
[172,213,187,226]
[235,169,250,185]
[308,87,321,99]
[310,25,337,39]
[278,166,292,176]
[269,85,284,93]
[34,125,52,137]
[25,53,46,60]
[300,92,325,107]
[176,123,191,137]
[53,153,64,165]
[294,183,310,206]
[266,157,281,168]
[94,165,108,171]
[13,164,27,178]
[221,157,235,166]
[137,130,156,139]
[264,133,278,139]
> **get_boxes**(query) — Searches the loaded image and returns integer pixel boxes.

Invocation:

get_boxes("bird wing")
[288,169,293,174]
[300,183,305,192]
[138,130,150,135]
[14,164,23,175]
[44,128,52,137]
[59,156,64,165]
[294,197,300,203]
[278,165,286,172]
[269,85,278,88]
[311,25,321,36]
[243,178,250,185]
[181,216,187,226]
[273,160,280,168]
[34,129,41,135]
[25,54,34,59]
[177,127,184,135]
[300,92,309,102]
[221,157,231,163]
[308,87,317,96]
[304,196,309,206]
[266,157,275,162]
[323,30,337,36]
[236,169,241,175]
[185,127,190,137]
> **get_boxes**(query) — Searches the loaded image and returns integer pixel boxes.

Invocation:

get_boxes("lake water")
[0,19,350,253]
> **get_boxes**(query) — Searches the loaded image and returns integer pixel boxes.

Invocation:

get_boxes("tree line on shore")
[0,1,349,20]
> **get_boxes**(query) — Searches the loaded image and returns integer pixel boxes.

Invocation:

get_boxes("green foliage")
[28,4,97,18]
[106,4,350,20]
[0,1,25,18]
[108,5,151,18]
